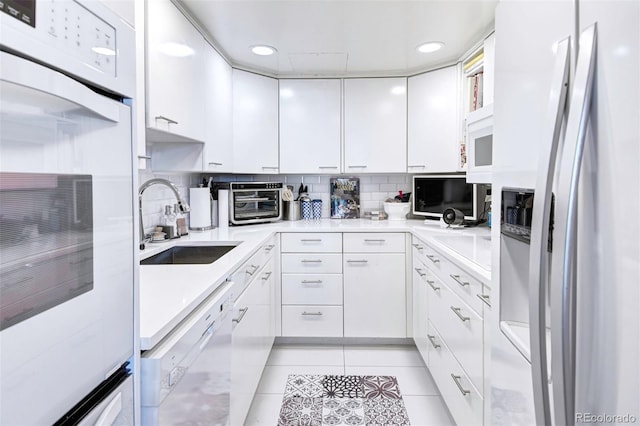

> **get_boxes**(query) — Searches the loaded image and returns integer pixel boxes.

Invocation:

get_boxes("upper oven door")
[0,51,134,425]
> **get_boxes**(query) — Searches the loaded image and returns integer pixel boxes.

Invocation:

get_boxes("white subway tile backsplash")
[361,183,380,192]
[370,176,388,184]
[380,183,398,192]
[388,175,408,184]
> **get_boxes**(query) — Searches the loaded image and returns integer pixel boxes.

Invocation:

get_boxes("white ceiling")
[179,0,498,77]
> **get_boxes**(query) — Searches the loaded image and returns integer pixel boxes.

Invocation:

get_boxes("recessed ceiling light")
[251,45,277,56]
[416,42,444,53]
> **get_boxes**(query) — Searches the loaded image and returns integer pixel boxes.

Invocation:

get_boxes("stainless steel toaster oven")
[229,182,283,225]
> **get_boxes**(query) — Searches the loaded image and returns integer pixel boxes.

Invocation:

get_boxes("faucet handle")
[177,201,190,214]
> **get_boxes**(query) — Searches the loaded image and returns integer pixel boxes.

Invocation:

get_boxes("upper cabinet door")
[279,79,342,174]
[232,69,279,174]
[204,45,234,173]
[146,0,205,142]
[407,66,459,173]
[343,78,407,173]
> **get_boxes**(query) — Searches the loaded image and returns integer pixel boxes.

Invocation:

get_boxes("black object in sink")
[140,245,237,265]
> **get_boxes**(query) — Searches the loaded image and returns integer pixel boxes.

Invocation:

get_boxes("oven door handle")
[1,52,120,123]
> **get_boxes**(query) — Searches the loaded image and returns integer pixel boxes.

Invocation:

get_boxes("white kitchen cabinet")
[412,243,430,366]
[281,232,343,337]
[230,239,277,426]
[146,0,205,143]
[343,78,407,173]
[343,233,406,338]
[407,66,459,173]
[203,44,234,173]
[279,79,341,174]
[232,69,279,174]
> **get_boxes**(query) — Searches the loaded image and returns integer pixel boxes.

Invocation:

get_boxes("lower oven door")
[0,51,134,425]
[231,189,282,225]
[141,283,233,426]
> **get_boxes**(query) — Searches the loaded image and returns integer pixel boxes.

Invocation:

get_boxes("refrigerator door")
[572,2,640,423]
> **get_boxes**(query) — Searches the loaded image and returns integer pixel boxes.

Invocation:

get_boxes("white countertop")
[139,219,492,350]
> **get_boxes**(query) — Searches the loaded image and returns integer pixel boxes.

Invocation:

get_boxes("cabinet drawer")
[343,232,405,253]
[427,272,483,392]
[281,253,342,274]
[427,321,483,426]
[281,233,342,253]
[282,306,343,337]
[282,274,343,305]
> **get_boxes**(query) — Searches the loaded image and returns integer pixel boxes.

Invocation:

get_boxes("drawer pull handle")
[450,374,471,396]
[208,162,223,166]
[246,264,260,275]
[264,244,275,252]
[301,259,322,263]
[364,239,386,243]
[477,293,492,307]
[450,306,470,322]
[261,166,279,170]
[300,239,322,242]
[155,115,178,125]
[412,243,423,250]
[427,280,440,291]
[301,280,323,285]
[427,334,441,349]
[450,274,470,287]
[301,311,323,316]
[318,166,339,169]
[261,271,272,281]
[426,255,440,264]
[414,268,426,277]
[348,165,367,169]
[347,259,369,264]
[233,307,249,324]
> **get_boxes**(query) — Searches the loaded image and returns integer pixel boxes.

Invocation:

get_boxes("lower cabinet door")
[343,253,406,338]
[230,274,273,425]
[428,321,483,426]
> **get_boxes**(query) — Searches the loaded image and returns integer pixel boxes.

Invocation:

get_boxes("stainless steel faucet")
[139,178,190,249]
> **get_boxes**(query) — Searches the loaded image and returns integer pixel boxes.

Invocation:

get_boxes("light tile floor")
[244,343,455,426]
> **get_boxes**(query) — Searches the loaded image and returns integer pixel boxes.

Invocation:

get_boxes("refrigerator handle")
[528,36,571,426]
[550,23,597,426]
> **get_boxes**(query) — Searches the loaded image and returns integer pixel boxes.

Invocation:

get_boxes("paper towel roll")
[218,189,229,228]
[189,187,212,230]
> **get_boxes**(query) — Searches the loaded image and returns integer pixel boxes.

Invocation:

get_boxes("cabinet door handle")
[412,243,423,250]
[426,254,440,264]
[208,162,223,166]
[348,165,367,169]
[301,311,323,316]
[300,239,322,242]
[262,166,279,170]
[427,280,440,291]
[138,155,152,160]
[301,280,323,285]
[427,334,441,349]
[246,264,260,275]
[477,293,492,307]
[318,166,339,169]
[408,165,426,168]
[347,259,369,264]
[450,306,470,322]
[261,271,272,281]
[155,115,178,125]
[414,267,426,277]
[450,274,470,287]
[301,259,322,263]
[364,239,386,243]
[450,374,471,396]
[232,307,249,324]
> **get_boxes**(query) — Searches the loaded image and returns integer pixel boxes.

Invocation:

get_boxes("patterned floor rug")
[277,374,411,425]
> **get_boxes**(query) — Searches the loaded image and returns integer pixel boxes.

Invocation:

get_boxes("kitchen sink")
[140,244,238,265]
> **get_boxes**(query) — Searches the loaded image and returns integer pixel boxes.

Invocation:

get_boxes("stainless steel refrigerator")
[490,1,639,425]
